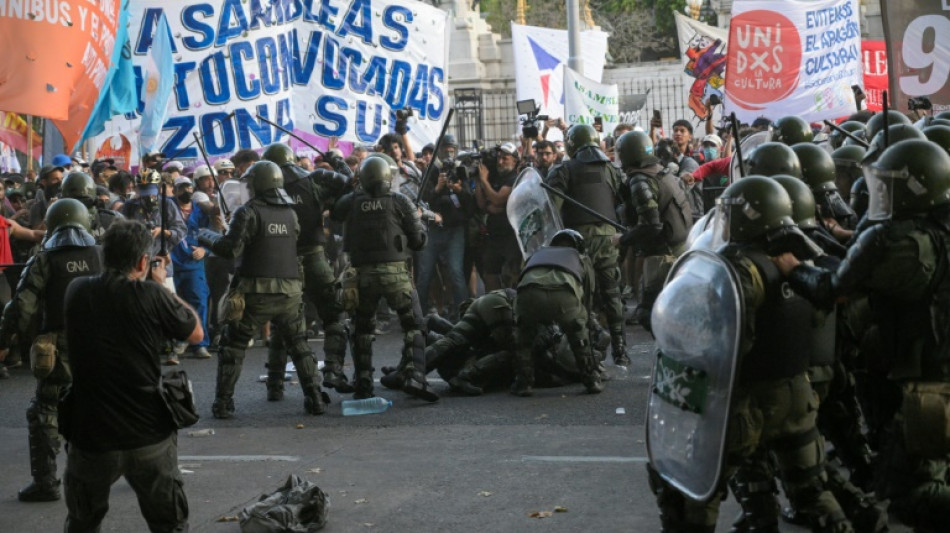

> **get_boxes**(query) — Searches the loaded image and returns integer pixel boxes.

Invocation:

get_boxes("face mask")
[177,191,193,204]
[141,195,157,212]
[45,182,61,198]
[702,147,719,161]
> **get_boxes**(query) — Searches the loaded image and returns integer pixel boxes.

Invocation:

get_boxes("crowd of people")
[0,98,949,531]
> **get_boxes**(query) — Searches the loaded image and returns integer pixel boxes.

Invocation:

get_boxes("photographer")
[474,143,521,290]
[417,157,475,319]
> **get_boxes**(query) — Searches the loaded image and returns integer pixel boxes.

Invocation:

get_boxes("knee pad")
[354,314,375,334]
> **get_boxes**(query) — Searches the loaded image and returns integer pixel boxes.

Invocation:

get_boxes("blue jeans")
[416,224,467,317]
[173,267,210,347]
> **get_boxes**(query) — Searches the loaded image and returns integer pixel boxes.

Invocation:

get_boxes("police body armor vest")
[521,246,585,283]
[43,246,102,332]
[740,250,814,381]
[283,169,326,247]
[239,203,299,279]
[656,171,692,246]
[345,192,408,266]
[561,160,618,228]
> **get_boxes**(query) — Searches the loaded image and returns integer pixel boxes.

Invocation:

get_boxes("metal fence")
[451,75,697,148]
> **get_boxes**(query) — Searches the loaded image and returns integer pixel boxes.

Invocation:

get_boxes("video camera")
[445,144,502,184]
[517,99,548,139]
[908,96,933,111]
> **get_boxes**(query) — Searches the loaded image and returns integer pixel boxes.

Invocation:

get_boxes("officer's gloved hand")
[764,225,824,261]
[197,228,222,248]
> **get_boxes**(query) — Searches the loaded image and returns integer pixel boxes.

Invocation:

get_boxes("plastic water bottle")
[341,397,392,416]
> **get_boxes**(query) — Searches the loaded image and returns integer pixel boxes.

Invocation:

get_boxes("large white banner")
[89,0,450,165]
[511,23,609,122]
[674,12,728,122]
[564,68,619,134]
[723,0,862,124]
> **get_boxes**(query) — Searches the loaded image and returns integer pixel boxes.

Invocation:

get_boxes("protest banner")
[723,0,862,124]
[0,113,42,159]
[881,2,950,113]
[862,40,887,112]
[564,67,619,135]
[674,12,728,122]
[90,0,450,165]
[511,23,609,122]
[0,0,125,150]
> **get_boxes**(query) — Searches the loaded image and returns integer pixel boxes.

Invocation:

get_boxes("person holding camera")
[475,143,522,290]
[417,157,475,319]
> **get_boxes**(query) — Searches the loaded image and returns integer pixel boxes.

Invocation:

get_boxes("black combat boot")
[20,419,61,502]
[266,372,284,402]
[212,397,235,419]
[611,333,631,367]
[380,367,406,390]
[322,366,354,393]
[18,479,60,502]
[449,366,484,396]
[303,386,329,415]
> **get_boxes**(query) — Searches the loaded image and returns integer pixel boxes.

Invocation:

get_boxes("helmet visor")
[711,199,735,247]
[864,165,904,221]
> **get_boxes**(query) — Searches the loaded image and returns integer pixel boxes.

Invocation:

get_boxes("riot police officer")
[61,171,123,242]
[330,155,434,401]
[261,143,353,397]
[198,161,329,418]
[771,115,815,146]
[512,229,602,396]
[649,177,852,533]
[547,125,628,366]
[745,142,803,178]
[792,143,858,232]
[613,130,692,334]
[774,139,950,531]
[0,199,102,502]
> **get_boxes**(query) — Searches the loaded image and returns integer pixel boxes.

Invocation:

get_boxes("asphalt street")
[0,324,908,532]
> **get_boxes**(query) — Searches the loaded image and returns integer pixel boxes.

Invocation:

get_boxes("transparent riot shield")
[647,249,743,501]
[507,168,563,259]
[730,130,772,182]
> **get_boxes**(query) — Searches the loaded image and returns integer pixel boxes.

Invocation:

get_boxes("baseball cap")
[51,153,72,167]
[499,142,519,157]
[91,158,118,176]
[173,176,193,188]
[701,134,723,148]
[165,161,184,172]
[39,164,65,180]
[3,173,24,184]
[213,158,235,172]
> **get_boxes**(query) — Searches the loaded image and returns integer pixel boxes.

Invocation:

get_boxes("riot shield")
[685,209,715,251]
[730,130,771,182]
[647,249,742,501]
[507,168,563,259]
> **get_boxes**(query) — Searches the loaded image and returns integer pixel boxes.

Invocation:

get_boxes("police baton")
[539,182,626,232]
[822,120,870,148]
[192,132,231,219]
[416,108,456,206]
[729,112,745,179]
[162,111,237,165]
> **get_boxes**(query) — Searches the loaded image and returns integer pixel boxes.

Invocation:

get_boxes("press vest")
[43,246,102,332]
[345,193,408,266]
[283,169,326,247]
[521,246,585,283]
[740,250,814,381]
[239,203,300,279]
[561,160,618,228]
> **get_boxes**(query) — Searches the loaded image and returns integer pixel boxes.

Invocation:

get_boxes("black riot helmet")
[772,175,819,229]
[246,161,292,204]
[865,110,912,141]
[614,130,658,170]
[746,142,802,178]
[61,172,97,205]
[713,175,795,243]
[549,229,586,254]
[262,143,296,167]
[45,197,92,233]
[360,154,394,197]
[771,116,814,145]
[922,125,950,157]
[865,139,950,220]
[565,124,600,157]
[792,143,837,192]
[832,145,866,198]
[829,121,867,149]
[862,123,926,164]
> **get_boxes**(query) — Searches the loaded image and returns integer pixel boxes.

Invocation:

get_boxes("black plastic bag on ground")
[239,475,329,532]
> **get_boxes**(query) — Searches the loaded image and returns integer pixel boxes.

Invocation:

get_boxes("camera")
[395,107,414,121]
[908,96,933,111]
[517,99,548,139]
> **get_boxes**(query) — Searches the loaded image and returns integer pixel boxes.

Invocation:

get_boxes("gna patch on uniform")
[66,260,92,273]
[360,199,384,212]
[266,223,290,235]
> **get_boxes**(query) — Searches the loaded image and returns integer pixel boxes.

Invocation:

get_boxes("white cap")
[499,142,518,157]
[173,176,192,187]
[193,165,215,181]
[213,158,235,171]
[702,134,723,148]
[165,161,184,172]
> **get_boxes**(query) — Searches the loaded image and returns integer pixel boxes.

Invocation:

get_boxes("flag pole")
[26,115,33,173]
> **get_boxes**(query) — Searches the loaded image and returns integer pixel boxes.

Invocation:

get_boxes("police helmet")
[61,172,97,203]
[865,110,912,140]
[549,228,586,253]
[866,139,950,220]
[771,175,819,229]
[45,197,91,232]
[922,125,950,157]
[862,123,926,164]
[829,121,867,149]
[771,116,814,145]
[791,143,837,192]
[745,142,802,178]
[850,176,869,219]
[614,130,658,169]
[246,161,285,197]
[360,155,394,197]
[714,175,795,243]
[262,143,296,167]
[565,125,600,158]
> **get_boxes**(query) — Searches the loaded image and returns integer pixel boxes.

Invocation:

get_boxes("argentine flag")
[139,13,174,156]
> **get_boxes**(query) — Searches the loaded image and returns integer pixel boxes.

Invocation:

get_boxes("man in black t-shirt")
[61,220,202,533]
[474,142,521,290]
